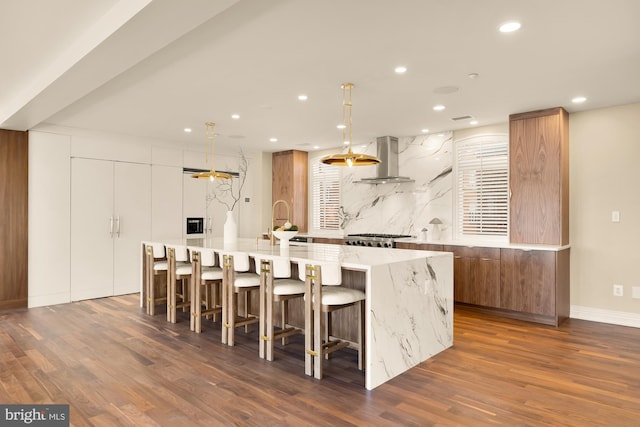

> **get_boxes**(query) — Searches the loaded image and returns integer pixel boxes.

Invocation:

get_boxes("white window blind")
[454,135,509,238]
[311,160,341,230]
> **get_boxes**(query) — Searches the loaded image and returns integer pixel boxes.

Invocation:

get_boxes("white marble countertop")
[289,233,570,251]
[154,237,450,269]
[394,237,571,252]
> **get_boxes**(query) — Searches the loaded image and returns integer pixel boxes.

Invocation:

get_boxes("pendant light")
[192,121,232,181]
[321,83,380,167]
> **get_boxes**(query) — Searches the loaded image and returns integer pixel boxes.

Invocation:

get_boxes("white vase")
[224,210,237,245]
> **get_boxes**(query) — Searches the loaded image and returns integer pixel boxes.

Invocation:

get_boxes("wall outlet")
[613,284,624,297]
[612,210,620,222]
[632,286,640,299]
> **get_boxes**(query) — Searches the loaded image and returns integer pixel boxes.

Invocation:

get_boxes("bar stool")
[143,243,167,315]
[190,248,223,333]
[301,262,365,380]
[255,255,305,361]
[221,252,261,346]
[166,245,192,324]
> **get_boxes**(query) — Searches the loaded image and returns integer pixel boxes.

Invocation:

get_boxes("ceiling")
[2,0,640,153]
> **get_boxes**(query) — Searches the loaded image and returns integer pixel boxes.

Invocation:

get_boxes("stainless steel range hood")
[355,136,414,184]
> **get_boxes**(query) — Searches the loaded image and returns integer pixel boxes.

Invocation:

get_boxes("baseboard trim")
[571,305,640,328]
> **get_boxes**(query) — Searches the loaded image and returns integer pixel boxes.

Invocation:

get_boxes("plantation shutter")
[311,161,341,230]
[455,136,509,237]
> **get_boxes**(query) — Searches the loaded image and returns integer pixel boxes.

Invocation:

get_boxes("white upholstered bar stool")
[221,252,261,346]
[190,248,223,333]
[143,243,168,316]
[301,262,365,380]
[255,255,305,361]
[166,245,192,324]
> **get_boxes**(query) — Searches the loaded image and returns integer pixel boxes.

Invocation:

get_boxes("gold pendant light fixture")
[321,83,380,167]
[192,121,232,181]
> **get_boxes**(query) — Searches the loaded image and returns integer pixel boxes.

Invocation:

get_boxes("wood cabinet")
[444,246,501,308]
[509,107,569,245]
[395,242,443,251]
[500,248,570,326]
[272,150,308,232]
[71,159,151,300]
[0,129,28,309]
[406,242,569,326]
[313,237,344,245]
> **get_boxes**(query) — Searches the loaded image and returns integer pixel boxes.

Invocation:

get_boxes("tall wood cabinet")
[272,150,308,232]
[509,107,569,245]
[0,129,28,309]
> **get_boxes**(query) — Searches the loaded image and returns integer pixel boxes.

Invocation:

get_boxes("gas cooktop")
[344,233,412,248]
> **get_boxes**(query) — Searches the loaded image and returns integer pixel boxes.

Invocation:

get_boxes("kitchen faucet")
[270,199,290,246]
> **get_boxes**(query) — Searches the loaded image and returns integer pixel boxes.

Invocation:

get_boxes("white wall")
[28,132,71,307]
[569,103,640,326]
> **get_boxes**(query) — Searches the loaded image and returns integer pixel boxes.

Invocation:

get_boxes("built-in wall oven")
[186,217,204,235]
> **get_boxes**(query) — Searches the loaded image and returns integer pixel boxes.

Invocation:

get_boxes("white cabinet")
[152,165,183,240]
[71,158,151,301]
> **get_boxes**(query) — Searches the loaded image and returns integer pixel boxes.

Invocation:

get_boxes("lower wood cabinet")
[405,243,570,326]
[500,248,570,326]
[396,242,443,251]
[444,246,500,308]
[313,237,344,245]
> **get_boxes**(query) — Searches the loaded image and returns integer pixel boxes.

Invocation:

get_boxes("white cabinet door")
[183,174,207,236]
[71,158,114,301]
[71,159,151,300]
[113,162,151,295]
[151,165,182,240]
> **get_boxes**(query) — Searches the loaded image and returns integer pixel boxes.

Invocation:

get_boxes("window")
[454,134,509,239]
[310,159,341,231]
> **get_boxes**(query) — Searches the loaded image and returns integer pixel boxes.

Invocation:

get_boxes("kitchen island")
[142,238,453,390]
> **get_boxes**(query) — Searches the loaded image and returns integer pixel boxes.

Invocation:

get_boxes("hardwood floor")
[1,295,639,426]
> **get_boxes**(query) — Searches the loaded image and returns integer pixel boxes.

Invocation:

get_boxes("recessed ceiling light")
[433,105,446,111]
[394,66,407,74]
[231,114,240,119]
[421,128,429,133]
[337,124,346,129]
[313,145,320,150]
[184,128,192,133]
[298,94,308,101]
[499,21,521,33]
[470,120,479,125]
[572,96,587,103]
[467,72,479,79]
[269,137,278,142]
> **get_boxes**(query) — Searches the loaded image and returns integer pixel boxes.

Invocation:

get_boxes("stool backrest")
[200,248,217,267]
[298,261,341,286]
[255,255,291,278]
[221,251,251,272]
[151,243,165,258]
[166,245,189,262]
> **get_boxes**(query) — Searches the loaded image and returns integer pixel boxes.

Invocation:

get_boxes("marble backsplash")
[340,132,453,240]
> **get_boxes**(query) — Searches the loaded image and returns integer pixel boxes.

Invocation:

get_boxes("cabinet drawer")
[443,245,500,260]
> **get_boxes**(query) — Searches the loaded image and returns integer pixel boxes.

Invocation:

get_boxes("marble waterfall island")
[142,238,453,390]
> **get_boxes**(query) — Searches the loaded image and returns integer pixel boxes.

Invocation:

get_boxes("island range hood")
[355,136,414,184]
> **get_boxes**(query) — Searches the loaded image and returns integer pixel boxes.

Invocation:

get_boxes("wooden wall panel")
[272,150,308,232]
[0,129,28,309]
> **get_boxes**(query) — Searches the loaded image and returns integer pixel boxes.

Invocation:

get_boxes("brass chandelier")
[321,83,380,167]
[192,121,232,181]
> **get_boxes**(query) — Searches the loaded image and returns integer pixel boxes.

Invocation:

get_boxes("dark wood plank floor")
[1,295,639,426]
